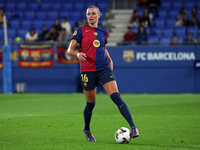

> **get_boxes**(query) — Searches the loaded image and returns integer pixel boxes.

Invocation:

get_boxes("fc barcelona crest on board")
[123,50,134,63]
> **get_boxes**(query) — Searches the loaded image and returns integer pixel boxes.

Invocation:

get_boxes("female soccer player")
[67,6,139,142]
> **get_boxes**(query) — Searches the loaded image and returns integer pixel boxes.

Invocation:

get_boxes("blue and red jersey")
[71,25,110,72]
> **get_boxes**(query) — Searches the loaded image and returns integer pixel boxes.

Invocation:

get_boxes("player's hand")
[77,52,87,61]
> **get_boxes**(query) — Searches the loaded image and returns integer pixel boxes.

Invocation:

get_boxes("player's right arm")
[67,39,87,61]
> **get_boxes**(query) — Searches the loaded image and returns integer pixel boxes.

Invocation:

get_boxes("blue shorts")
[80,68,115,91]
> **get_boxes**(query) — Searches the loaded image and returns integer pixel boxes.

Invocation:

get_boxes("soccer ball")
[115,127,131,144]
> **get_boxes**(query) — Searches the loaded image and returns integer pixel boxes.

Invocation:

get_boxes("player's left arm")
[104,44,113,71]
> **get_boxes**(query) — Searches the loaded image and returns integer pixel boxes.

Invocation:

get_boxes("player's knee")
[110,92,124,106]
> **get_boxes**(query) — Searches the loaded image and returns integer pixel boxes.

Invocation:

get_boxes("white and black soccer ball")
[115,127,131,144]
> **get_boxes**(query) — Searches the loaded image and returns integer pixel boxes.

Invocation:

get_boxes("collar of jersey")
[87,24,100,29]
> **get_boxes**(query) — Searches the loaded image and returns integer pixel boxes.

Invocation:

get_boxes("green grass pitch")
[0,93,200,150]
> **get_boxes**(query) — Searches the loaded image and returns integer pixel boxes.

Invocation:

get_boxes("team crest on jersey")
[123,50,134,63]
[73,31,77,36]
[94,32,98,36]
[93,40,100,47]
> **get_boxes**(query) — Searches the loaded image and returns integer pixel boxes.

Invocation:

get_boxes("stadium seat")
[47,11,59,20]
[7,28,17,39]
[165,19,176,27]
[85,2,97,8]
[43,20,54,29]
[154,19,165,28]
[98,2,109,12]
[16,2,27,11]
[168,9,179,19]
[132,27,138,33]
[70,11,83,21]
[10,20,20,28]
[5,2,16,11]
[148,36,159,45]
[162,28,174,38]
[17,29,28,38]
[35,11,47,19]
[74,2,85,11]
[13,11,24,19]
[62,2,73,11]
[151,27,162,36]
[187,26,198,37]
[0,2,5,8]
[159,9,168,18]
[59,11,70,19]
[172,1,183,10]
[160,37,171,45]
[174,27,186,37]
[32,20,44,29]
[24,11,35,19]
[21,20,32,29]
[161,1,171,9]
[51,2,62,10]
[40,2,51,11]
[28,2,39,11]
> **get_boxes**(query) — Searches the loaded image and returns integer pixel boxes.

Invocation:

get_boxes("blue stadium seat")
[132,27,138,33]
[40,2,51,11]
[168,9,179,19]
[35,11,47,19]
[98,2,109,11]
[16,2,27,11]
[151,27,162,36]
[162,28,174,38]
[7,28,17,39]
[43,20,54,29]
[187,26,198,37]
[165,19,176,27]
[154,19,165,28]
[85,2,97,8]
[62,2,73,11]
[174,27,186,37]
[148,36,159,45]
[47,11,59,20]
[32,20,44,29]
[17,29,28,38]
[60,11,70,19]
[74,2,85,11]
[172,1,183,10]
[24,11,35,19]
[21,20,32,29]
[10,20,20,28]
[0,2,5,8]
[161,1,171,9]
[51,2,62,10]
[28,2,39,11]
[13,11,24,19]
[5,2,16,11]
[70,11,82,21]
[159,9,168,18]
[160,37,171,45]
[184,2,195,10]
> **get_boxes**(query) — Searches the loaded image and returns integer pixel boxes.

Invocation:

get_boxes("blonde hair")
[86,6,101,16]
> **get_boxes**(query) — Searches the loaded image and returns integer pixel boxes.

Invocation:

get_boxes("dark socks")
[110,92,135,128]
[84,101,95,131]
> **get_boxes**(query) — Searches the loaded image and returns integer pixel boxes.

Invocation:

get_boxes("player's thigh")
[80,71,98,91]
[103,80,119,96]
[84,89,96,103]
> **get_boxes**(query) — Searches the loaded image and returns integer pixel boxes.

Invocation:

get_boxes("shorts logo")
[93,40,100,48]
[84,83,87,87]
[94,32,98,36]
[123,50,134,63]
[73,31,77,36]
